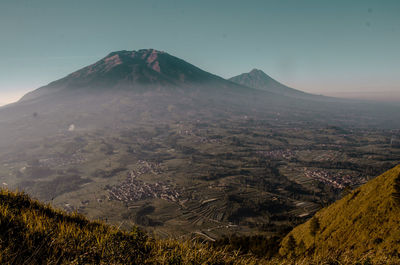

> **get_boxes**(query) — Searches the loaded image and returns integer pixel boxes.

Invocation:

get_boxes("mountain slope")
[280,164,400,262]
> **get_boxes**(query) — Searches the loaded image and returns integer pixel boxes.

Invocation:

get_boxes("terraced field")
[1,114,399,238]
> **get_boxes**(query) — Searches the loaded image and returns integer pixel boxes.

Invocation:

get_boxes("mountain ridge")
[280,164,400,263]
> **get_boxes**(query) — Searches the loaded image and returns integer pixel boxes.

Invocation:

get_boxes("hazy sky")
[0,0,399,105]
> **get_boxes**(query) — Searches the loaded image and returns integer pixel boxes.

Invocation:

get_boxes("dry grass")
[0,189,270,264]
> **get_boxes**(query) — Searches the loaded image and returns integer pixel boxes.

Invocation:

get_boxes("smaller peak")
[249,68,266,75]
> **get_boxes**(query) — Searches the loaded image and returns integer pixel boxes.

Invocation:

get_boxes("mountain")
[0,48,283,147]
[20,49,245,102]
[9,49,288,131]
[3,48,348,150]
[229,69,323,99]
[280,164,400,263]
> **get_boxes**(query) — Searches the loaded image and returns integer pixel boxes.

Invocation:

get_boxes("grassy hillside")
[0,189,269,265]
[280,164,400,264]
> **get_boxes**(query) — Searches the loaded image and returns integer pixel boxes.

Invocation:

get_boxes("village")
[177,127,222,144]
[303,168,363,189]
[106,160,180,203]
[39,152,87,168]
[256,149,295,160]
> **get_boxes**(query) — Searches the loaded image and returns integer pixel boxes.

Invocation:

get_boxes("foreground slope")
[0,189,265,265]
[280,164,400,263]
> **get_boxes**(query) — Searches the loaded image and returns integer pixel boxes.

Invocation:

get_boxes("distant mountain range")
[0,48,400,147]
[19,49,333,104]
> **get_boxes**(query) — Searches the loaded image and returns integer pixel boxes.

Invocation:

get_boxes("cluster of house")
[39,152,86,167]
[178,128,221,144]
[256,149,295,160]
[303,169,360,189]
[107,160,180,203]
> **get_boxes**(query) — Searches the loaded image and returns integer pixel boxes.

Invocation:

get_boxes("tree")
[309,216,320,250]
[285,234,297,258]
[310,217,320,237]
[297,239,306,255]
[392,173,400,205]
